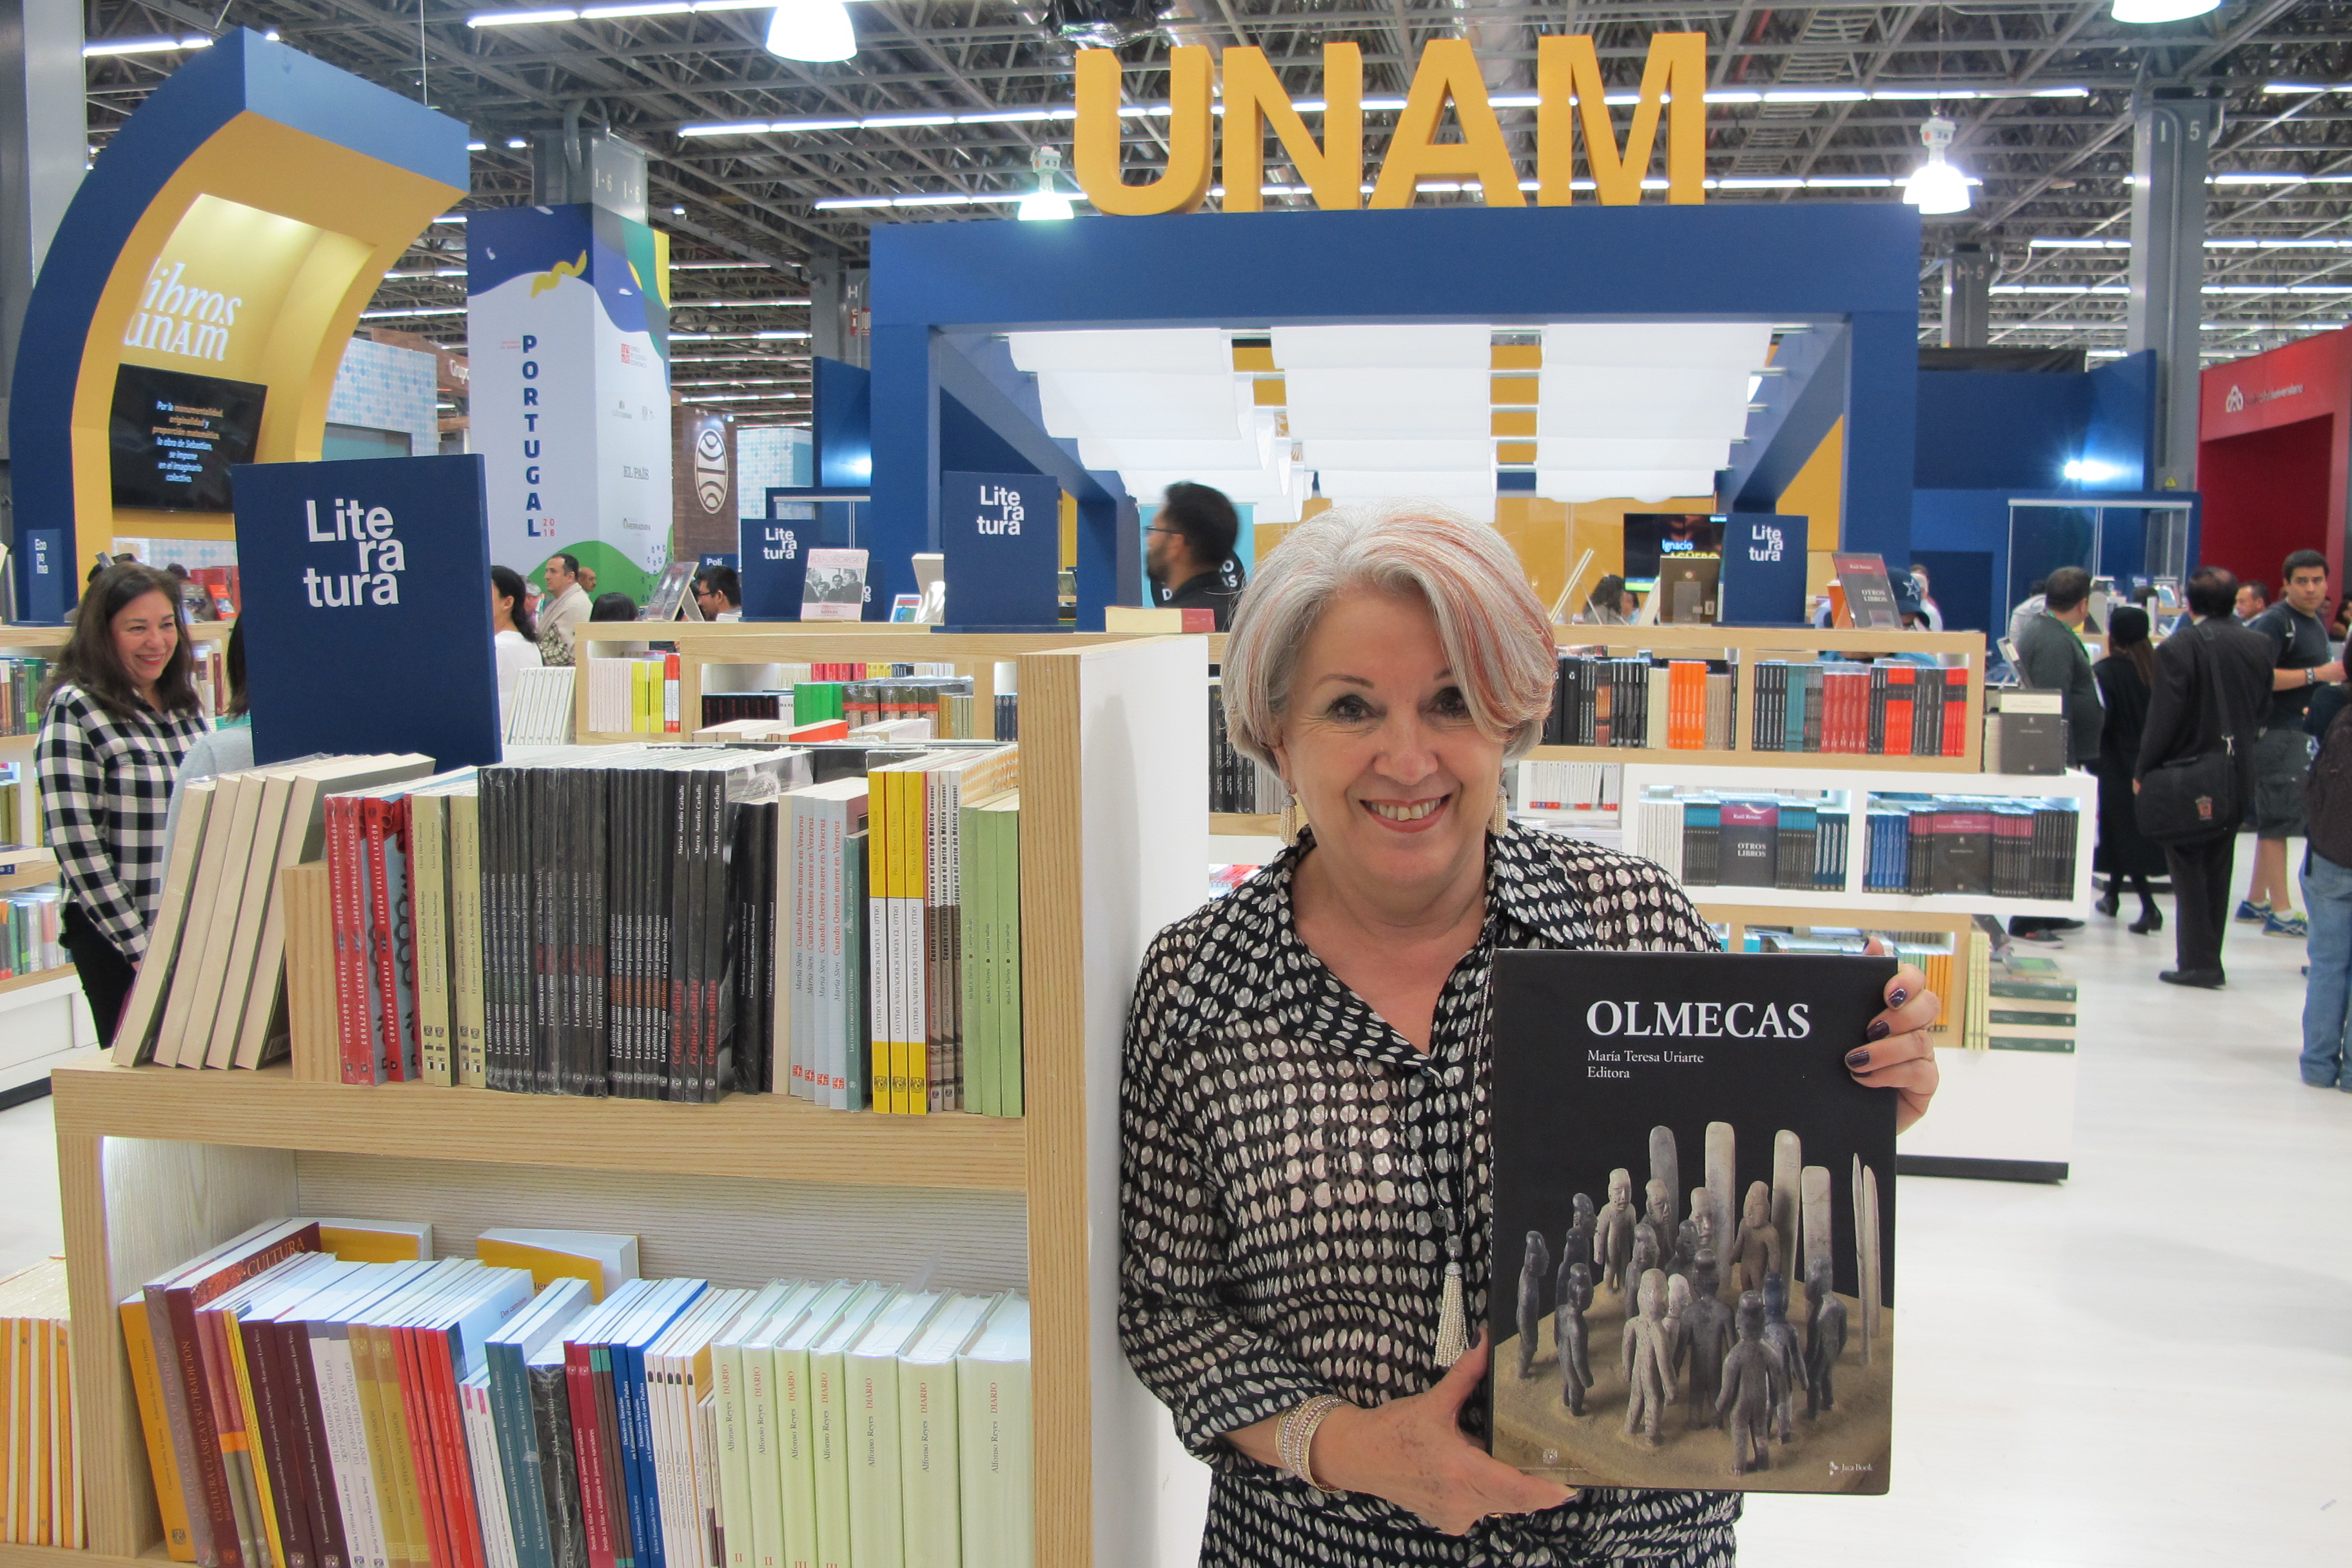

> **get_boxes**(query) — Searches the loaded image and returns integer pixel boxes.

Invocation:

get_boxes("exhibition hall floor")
[0,838,2342,1565]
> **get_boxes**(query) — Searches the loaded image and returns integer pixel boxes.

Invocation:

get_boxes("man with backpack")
[2299,690,2352,1089]
[2238,549,2345,936]
[2137,566,2273,988]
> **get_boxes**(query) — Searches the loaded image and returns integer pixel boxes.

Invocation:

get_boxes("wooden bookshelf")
[1211,812,1281,836]
[571,623,1133,745]
[51,632,1204,1568]
[0,965,72,1001]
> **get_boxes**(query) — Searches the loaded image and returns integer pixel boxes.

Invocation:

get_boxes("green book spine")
[843,832,869,1112]
[961,803,994,1118]
[999,805,1023,1119]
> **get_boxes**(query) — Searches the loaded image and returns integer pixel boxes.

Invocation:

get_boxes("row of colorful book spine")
[126,1218,1032,1568]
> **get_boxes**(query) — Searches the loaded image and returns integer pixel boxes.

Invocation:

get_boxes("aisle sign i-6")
[1073,34,1707,216]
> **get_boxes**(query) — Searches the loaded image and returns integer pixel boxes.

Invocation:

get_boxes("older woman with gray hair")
[1119,503,1939,1565]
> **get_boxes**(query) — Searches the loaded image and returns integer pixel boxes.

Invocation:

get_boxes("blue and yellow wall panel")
[8,29,467,612]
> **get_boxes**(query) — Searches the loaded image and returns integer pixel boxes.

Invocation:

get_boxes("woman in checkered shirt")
[35,564,210,1045]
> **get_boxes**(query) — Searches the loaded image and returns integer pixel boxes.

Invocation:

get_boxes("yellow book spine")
[897,770,919,1115]
[10,1316,30,1546]
[120,1302,195,1560]
[33,1320,52,1550]
[904,769,930,1115]
[351,1327,414,1568]
[222,1310,288,1568]
[372,1329,430,1568]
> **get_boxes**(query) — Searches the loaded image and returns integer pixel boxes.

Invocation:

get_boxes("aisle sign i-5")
[1072,33,1707,216]
[941,471,1060,629]
[233,455,502,769]
[1717,514,1810,628]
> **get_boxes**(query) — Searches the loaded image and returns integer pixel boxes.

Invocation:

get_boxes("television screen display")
[110,364,268,513]
[1623,513,1724,583]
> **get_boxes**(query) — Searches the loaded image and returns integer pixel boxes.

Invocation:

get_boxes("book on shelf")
[116,755,438,1072]
[0,1258,80,1548]
[1983,950,2075,1054]
[1747,661,1970,758]
[507,669,578,747]
[129,1220,1037,1568]
[0,652,53,736]
[1734,929,1954,1037]
[1626,792,1848,893]
[1863,798,2078,899]
[1506,760,1620,818]
[0,881,63,979]
[1486,949,1896,1494]
[1206,679,1285,815]
[1543,656,1734,751]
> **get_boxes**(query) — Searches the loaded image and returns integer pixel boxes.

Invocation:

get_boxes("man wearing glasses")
[1147,481,1245,631]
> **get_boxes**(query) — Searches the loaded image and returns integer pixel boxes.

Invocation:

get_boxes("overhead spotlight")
[672,204,687,215]
[505,136,529,148]
[1017,145,1075,222]
[2112,0,2219,21]
[765,0,855,62]
[1903,115,1972,215]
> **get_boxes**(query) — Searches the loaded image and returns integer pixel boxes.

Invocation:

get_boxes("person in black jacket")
[1148,481,1246,629]
[2010,566,2102,941]
[2137,566,2275,988]
[2092,605,2166,933]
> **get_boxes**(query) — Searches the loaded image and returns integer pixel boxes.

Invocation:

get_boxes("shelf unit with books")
[1529,624,1990,772]
[1618,761,2097,919]
[47,633,1209,1568]
[571,622,1133,745]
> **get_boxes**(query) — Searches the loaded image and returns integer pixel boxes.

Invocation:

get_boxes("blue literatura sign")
[233,454,502,768]
[1718,513,1809,627]
[941,470,1059,629]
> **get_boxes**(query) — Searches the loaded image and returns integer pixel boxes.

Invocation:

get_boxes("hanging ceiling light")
[1903,115,1972,215]
[2111,0,2219,23]
[1017,145,1076,222]
[765,0,855,62]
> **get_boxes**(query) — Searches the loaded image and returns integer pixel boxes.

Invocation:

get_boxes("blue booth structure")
[863,204,1925,628]
[1909,353,2190,638]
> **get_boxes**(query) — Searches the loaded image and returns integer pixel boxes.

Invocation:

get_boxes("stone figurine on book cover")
[1486,950,1897,1494]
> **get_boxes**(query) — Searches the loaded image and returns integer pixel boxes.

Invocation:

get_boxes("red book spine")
[239,1314,315,1568]
[1885,668,1915,757]
[326,798,377,1085]
[390,1323,457,1568]
[276,1322,351,1568]
[425,1331,487,1568]
[363,800,403,1082]
[663,652,681,735]
[1943,672,1969,758]
[566,1342,617,1568]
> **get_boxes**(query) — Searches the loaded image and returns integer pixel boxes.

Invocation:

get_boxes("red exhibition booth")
[2199,329,2352,593]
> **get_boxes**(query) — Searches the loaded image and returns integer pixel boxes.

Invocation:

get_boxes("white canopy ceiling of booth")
[1003,322,1781,518]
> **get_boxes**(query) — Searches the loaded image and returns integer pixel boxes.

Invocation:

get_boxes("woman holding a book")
[35,563,211,1045]
[1118,504,1942,1565]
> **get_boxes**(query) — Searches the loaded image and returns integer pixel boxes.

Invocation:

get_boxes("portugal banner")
[466,204,672,601]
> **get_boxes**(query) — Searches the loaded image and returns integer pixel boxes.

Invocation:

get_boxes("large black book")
[1488,950,1897,1494]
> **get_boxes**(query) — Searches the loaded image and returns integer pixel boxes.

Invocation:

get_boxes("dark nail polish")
[1865,1019,1892,1042]
[1888,986,1909,1007]
[1846,1047,1872,1069]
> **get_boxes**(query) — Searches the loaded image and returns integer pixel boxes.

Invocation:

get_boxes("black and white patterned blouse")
[35,684,206,959]
[1121,826,1738,1567]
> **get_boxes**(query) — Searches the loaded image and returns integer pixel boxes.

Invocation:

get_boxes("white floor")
[0,860,2345,1565]
[1741,864,2352,1567]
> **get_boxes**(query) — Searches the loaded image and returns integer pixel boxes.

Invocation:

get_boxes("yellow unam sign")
[1074,34,1707,215]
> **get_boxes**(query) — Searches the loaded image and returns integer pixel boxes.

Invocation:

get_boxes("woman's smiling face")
[1269,585,1505,894]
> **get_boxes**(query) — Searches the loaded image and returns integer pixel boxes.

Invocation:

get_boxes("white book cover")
[791,796,815,1101]
[712,1284,790,1568]
[805,1284,892,1568]
[895,1295,994,1568]
[155,770,256,1066]
[843,1293,946,1568]
[463,1373,522,1568]
[112,778,211,1064]
[767,1279,861,1568]
[956,1297,1032,1568]
[778,794,803,1098]
[653,1288,750,1568]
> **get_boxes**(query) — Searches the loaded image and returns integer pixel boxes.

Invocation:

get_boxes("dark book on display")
[1485,950,1897,1494]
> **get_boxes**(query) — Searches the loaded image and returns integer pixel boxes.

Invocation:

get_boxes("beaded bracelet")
[1277,1395,1346,1494]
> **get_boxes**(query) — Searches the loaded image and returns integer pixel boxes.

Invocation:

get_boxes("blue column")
[866,322,937,613]
[1841,309,1918,566]
[1073,487,1135,631]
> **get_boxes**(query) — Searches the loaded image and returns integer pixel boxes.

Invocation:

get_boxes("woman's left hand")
[1853,941,1940,1133]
